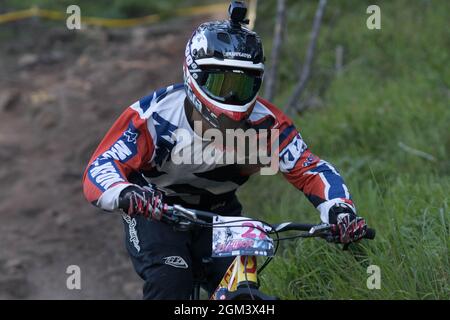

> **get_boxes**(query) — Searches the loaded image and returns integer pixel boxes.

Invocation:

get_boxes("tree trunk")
[264,0,286,102]
[286,0,327,115]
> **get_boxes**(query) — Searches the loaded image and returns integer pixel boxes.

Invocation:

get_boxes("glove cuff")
[328,202,356,224]
[118,185,145,213]
[317,199,356,223]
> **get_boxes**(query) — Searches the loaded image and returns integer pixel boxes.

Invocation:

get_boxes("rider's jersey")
[82,84,355,223]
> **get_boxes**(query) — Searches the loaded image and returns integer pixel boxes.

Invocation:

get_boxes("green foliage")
[238,0,450,299]
[2,0,218,18]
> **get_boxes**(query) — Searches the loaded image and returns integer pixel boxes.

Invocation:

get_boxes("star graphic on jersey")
[124,129,138,143]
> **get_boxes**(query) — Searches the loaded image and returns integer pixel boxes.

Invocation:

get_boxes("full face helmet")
[183,1,265,130]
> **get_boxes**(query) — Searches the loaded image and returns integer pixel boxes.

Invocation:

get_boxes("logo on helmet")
[224,52,252,59]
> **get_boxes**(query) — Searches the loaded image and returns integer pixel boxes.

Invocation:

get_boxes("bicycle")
[161,204,376,300]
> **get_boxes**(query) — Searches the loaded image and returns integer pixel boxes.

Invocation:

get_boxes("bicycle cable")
[257,235,279,275]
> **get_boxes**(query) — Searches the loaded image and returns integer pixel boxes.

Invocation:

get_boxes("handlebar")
[272,221,376,240]
[164,205,376,240]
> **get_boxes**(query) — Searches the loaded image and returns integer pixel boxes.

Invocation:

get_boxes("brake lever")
[173,221,193,232]
[172,204,198,221]
[314,224,346,248]
[308,223,332,235]
[323,234,338,243]
[163,205,197,232]
[324,223,358,251]
[320,232,350,250]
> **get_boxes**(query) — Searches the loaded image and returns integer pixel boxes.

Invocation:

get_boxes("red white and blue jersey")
[82,84,355,222]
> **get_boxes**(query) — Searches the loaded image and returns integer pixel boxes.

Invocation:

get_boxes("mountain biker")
[82,4,367,300]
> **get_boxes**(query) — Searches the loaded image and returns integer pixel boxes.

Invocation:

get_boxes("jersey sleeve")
[82,106,155,211]
[260,98,356,223]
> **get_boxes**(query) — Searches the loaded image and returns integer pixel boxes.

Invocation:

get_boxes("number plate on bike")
[212,216,274,257]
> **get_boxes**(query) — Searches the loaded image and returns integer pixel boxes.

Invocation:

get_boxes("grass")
[237,0,449,299]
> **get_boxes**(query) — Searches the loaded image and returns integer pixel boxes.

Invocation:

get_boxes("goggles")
[197,67,263,105]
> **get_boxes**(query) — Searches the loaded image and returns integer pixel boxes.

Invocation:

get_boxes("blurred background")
[0,0,448,299]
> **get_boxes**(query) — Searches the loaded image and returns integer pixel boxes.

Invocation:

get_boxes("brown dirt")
[0,14,223,299]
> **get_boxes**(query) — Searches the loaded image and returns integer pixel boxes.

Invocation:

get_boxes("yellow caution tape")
[0,2,229,27]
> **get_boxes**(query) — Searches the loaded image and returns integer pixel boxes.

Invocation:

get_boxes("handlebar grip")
[364,228,376,239]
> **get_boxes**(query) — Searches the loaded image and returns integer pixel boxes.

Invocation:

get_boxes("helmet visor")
[199,68,262,105]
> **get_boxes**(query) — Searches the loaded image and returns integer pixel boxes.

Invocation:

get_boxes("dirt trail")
[0,14,221,299]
